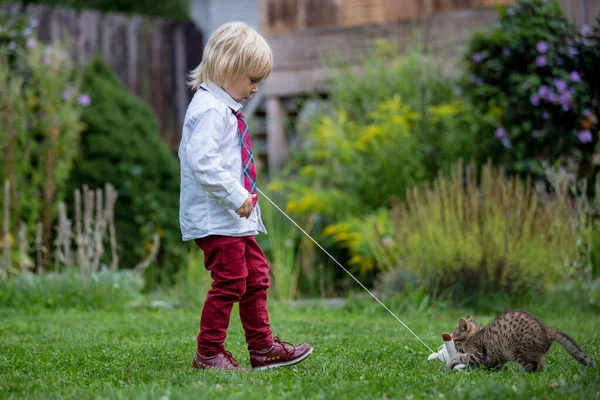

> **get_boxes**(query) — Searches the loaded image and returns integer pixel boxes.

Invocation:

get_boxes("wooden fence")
[1,4,204,150]
[261,0,599,35]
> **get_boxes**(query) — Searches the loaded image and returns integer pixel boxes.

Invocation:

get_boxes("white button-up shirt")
[178,82,266,241]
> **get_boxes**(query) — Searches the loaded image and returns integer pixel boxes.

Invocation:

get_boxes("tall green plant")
[0,15,85,267]
[373,160,580,302]
[257,193,300,301]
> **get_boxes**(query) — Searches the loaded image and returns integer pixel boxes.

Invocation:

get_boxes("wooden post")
[266,97,288,176]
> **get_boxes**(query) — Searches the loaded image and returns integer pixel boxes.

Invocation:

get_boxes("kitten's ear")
[466,315,473,322]
[458,318,469,331]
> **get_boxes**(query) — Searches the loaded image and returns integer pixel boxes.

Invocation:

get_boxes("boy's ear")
[458,318,469,331]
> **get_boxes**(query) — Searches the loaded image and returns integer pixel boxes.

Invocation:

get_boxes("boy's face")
[223,73,261,103]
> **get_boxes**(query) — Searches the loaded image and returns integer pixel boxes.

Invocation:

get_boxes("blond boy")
[179,22,312,370]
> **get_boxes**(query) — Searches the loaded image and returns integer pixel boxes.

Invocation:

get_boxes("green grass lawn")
[1,301,599,399]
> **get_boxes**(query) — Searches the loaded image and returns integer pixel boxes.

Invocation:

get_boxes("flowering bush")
[462,0,598,177]
[0,14,88,264]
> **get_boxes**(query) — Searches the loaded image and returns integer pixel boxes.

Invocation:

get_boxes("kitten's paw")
[447,355,468,371]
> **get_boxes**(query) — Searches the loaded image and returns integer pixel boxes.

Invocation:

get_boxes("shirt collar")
[200,82,243,112]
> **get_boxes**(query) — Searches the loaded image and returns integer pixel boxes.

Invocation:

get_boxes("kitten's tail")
[549,329,596,367]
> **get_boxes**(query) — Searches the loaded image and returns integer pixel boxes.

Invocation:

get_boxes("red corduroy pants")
[194,235,273,356]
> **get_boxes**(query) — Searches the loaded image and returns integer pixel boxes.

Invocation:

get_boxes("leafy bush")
[0,268,144,311]
[269,44,491,280]
[66,57,184,276]
[370,161,581,303]
[462,0,598,177]
[324,41,455,124]
[0,14,85,262]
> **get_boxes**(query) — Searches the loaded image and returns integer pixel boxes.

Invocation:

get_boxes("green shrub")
[371,160,581,303]
[66,57,184,277]
[324,41,455,125]
[0,268,144,311]
[270,44,490,279]
[462,0,598,177]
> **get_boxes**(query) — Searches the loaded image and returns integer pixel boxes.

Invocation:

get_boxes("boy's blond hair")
[188,22,273,91]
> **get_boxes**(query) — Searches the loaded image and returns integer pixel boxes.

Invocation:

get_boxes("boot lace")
[273,337,296,354]
[221,350,239,367]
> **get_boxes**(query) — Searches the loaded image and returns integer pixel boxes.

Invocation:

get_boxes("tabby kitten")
[449,310,596,372]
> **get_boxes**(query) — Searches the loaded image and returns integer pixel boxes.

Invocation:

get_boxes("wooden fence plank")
[0,4,204,151]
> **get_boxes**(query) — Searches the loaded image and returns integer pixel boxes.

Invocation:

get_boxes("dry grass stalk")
[74,188,85,277]
[83,185,94,275]
[1,180,9,280]
[35,222,44,274]
[18,222,31,274]
[376,160,580,298]
[134,233,160,274]
[104,184,119,271]
[54,202,72,271]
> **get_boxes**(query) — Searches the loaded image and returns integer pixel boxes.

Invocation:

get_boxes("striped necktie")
[231,108,258,206]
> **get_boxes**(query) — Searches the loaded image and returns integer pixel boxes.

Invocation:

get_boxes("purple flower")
[581,25,592,37]
[78,94,91,107]
[559,93,571,107]
[26,38,36,48]
[547,92,558,104]
[554,80,568,93]
[62,90,71,102]
[30,19,40,28]
[570,71,581,82]
[495,128,506,138]
[508,8,516,16]
[536,56,547,67]
[538,85,550,99]
[530,94,540,106]
[501,137,511,148]
[536,41,549,53]
[569,46,579,57]
[578,130,593,143]
[22,28,33,36]
[583,109,591,117]
[382,236,393,246]
[472,52,485,63]
[469,74,478,83]
[503,48,511,56]
[532,130,540,137]
[543,111,550,120]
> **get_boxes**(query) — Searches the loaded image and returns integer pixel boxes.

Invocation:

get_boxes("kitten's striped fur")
[449,310,596,372]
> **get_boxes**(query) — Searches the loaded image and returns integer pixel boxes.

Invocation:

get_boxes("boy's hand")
[236,194,257,218]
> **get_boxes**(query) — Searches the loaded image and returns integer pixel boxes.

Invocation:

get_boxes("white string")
[257,188,435,354]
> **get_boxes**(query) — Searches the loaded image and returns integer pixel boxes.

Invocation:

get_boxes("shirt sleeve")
[185,108,249,210]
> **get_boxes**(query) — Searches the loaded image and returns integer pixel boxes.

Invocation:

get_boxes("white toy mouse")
[427,333,467,370]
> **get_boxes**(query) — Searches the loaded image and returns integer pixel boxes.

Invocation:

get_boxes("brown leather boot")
[249,337,313,370]
[192,350,241,370]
